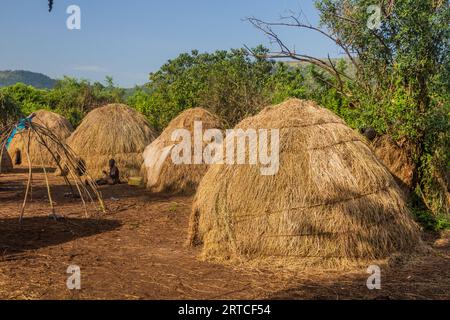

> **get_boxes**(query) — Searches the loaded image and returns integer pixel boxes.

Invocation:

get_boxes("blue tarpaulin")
[5,114,36,150]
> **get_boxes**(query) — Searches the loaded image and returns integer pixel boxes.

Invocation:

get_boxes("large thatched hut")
[142,108,223,194]
[67,104,156,180]
[7,110,73,167]
[188,99,421,269]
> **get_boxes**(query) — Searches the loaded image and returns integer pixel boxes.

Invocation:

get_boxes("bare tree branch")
[247,16,360,73]
[246,16,356,97]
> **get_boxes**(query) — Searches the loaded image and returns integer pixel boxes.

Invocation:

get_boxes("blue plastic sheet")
[5,114,36,150]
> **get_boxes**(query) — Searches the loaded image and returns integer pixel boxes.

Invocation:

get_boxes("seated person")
[96,159,120,185]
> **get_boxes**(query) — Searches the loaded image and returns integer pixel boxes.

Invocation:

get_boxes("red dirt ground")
[0,170,449,300]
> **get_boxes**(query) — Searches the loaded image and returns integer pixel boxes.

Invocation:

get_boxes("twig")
[19,129,33,223]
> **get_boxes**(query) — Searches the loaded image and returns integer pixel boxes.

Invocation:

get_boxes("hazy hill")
[0,70,57,89]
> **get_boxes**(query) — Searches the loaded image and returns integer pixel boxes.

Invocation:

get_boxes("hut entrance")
[14,149,22,165]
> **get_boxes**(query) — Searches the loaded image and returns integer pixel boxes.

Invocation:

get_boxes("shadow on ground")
[0,216,121,257]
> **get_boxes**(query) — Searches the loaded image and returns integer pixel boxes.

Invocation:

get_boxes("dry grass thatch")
[67,104,157,180]
[7,110,73,167]
[188,99,422,270]
[0,147,12,173]
[142,108,223,194]
[372,135,416,195]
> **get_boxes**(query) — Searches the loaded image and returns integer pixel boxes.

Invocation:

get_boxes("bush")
[1,77,126,128]
[0,91,22,127]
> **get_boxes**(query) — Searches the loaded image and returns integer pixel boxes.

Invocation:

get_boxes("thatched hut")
[67,104,156,180]
[7,110,73,167]
[0,148,13,173]
[142,108,223,194]
[188,99,421,269]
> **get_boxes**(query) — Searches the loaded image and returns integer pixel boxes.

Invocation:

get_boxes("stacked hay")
[0,148,13,173]
[372,135,416,195]
[67,104,156,180]
[188,99,421,269]
[142,108,223,194]
[7,110,73,167]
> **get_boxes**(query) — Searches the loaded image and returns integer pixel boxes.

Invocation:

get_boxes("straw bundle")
[67,104,156,180]
[188,99,421,269]
[142,108,223,194]
[372,135,416,195]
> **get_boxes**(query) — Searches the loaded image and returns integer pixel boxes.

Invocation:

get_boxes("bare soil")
[0,170,449,300]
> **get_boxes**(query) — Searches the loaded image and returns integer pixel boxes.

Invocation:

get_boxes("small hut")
[142,108,223,194]
[67,104,156,180]
[7,110,73,167]
[188,99,421,269]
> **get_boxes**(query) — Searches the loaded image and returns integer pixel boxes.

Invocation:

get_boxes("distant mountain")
[0,70,57,89]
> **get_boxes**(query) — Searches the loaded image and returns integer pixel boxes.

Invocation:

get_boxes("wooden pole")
[19,129,33,223]
[40,148,55,215]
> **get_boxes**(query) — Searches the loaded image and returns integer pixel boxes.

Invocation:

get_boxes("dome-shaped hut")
[67,104,156,180]
[188,99,421,269]
[142,108,223,194]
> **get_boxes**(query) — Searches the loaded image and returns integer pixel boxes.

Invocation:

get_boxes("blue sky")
[0,0,340,87]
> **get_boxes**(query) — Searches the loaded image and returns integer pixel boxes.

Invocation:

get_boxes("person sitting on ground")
[96,159,120,185]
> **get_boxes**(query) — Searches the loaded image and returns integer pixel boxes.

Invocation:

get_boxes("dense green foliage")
[0,77,125,127]
[0,91,22,127]
[126,47,330,131]
[313,0,449,223]
[0,53,318,132]
[128,47,271,130]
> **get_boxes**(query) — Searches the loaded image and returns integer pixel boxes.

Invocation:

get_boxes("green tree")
[1,76,126,127]
[0,91,22,127]
[249,0,450,219]
[127,47,307,130]
[1,83,50,116]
